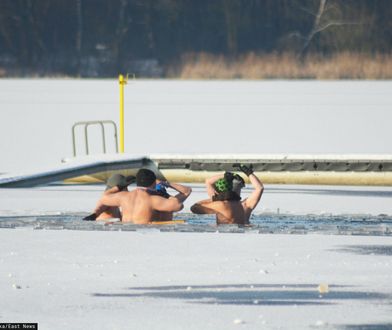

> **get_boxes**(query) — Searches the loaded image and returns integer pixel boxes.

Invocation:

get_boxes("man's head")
[136,169,157,188]
[214,178,232,193]
[106,174,134,191]
[232,174,245,196]
[213,172,245,201]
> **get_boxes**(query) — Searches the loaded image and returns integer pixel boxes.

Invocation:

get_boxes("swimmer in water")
[91,169,192,224]
[191,164,264,225]
[83,173,134,221]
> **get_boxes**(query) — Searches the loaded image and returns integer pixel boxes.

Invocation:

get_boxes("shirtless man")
[94,169,192,224]
[190,165,263,225]
[83,173,134,221]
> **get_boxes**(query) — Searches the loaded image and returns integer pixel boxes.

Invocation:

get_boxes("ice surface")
[1,182,391,217]
[1,80,392,329]
[0,229,391,329]
[0,80,391,173]
[0,79,391,215]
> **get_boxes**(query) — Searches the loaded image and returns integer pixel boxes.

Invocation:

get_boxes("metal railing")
[72,120,119,157]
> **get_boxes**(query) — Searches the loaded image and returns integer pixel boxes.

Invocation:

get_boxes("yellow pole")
[119,74,127,153]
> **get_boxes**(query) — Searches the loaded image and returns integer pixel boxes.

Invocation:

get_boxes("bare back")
[211,200,253,225]
[191,198,258,225]
[215,201,244,224]
[119,189,154,223]
[100,188,183,224]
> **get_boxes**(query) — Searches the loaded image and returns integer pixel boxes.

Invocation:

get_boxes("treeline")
[0,0,391,77]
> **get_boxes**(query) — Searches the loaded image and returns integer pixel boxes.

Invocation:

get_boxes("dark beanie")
[136,169,156,187]
[105,174,134,191]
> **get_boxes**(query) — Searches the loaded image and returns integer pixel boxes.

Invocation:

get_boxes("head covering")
[156,183,170,198]
[106,174,134,191]
[214,178,232,193]
[212,173,245,201]
[136,169,156,187]
[232,174,245,195]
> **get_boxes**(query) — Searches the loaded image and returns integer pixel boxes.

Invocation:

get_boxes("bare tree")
[0,2,14,52]
[222,0,240,55]
[113,0,129,68]
[76,0,82,55]
[299,0,358,59]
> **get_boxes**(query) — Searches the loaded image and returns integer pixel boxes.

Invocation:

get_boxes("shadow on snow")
[92,283,390,307]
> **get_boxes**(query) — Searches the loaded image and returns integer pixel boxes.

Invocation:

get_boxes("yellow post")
[118,74,127,153]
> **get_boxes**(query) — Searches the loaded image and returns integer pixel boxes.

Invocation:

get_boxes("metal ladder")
[72,120,119,157]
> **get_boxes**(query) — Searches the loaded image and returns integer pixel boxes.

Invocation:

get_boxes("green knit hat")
[214,178,232,193]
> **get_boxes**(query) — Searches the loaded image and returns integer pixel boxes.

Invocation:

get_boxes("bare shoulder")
[151,194,183,212]
[112,190,131,202]
[150,194,178,207]
[207,200,228,211]
[193,199,223,212]
[150,194,170,202]
[119,190,135,198]
[241,198,251,210]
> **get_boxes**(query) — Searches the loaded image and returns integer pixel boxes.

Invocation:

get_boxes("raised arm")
[84,183,126,221]
[205,173,224,198]
[152,195,184,213]
[191,204,215,214]
[236,164,264,210]
[93,186,121,215]
[164,181,192,203]
[104,186,121,195]
[190,199,224,217]
[244,173,264,210]
[95,192,124,212]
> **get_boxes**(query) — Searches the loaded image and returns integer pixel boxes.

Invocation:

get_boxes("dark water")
[0,213,391,235]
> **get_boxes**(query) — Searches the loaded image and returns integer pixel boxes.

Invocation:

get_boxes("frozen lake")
[0,79,391,216]
[0,79,391,172]
[1,229,392,329]
[1,80,392,329]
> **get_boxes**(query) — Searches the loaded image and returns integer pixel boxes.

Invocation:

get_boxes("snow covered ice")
[0,80,392,329]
